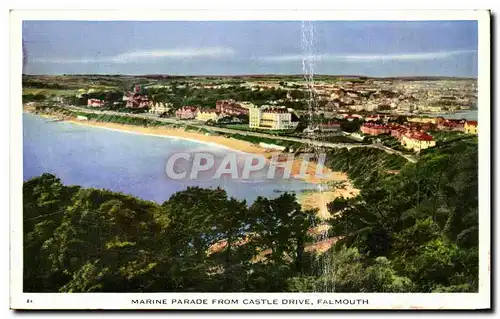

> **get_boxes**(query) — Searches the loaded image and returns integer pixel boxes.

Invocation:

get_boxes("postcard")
[10,9,491,310]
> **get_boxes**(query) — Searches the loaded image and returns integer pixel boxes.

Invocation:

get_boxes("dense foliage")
[325,147,407,188]
[23,138,478,293]
[22,94,47,103]
[24,175,318,292]
[323,138,479,292]
[22,79,68,89]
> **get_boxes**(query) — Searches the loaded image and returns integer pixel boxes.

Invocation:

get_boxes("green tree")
[248,193,318,272]
[23,174,80,291]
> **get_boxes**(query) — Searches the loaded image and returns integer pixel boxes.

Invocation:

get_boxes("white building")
[196,109,221,122]
[249,105,299,130]
[149,102,171,115]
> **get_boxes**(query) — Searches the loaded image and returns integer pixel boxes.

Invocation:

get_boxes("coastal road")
[63,105,418,163]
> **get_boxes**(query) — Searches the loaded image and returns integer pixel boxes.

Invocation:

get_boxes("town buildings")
[407,117,439,124]
[215,100,250,116]
[365,114,383,122]
[360,123,391,136]
[196,109,221,122]
[436,119,466,132]
[391,125,409,139]
[387,123,437,152]
[87,98,104,107]
[149,102,171,115]
[318,121,341,133]
[124,93,151,108]
[175,106,198,120]
[123,85,151,108]
[464,121,478,134]
[400,131,437,152]
[342,114,364,121]
[249,105,299,130]
[214,78,476,116]
[358,120,438,152]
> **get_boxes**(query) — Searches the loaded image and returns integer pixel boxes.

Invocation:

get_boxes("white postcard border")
[9,9,491,310]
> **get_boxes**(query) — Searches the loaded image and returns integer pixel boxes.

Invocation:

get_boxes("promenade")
[63,105,418,163]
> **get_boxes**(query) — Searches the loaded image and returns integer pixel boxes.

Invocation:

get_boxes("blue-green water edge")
[23,113,317,203]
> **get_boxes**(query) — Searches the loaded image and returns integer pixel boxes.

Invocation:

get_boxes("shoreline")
[24,108,346,184]
[24,107,359,216]
[68,118,249,154]
[297,186,360,220]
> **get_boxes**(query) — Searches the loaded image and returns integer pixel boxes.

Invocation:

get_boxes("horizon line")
[22,73,478,80]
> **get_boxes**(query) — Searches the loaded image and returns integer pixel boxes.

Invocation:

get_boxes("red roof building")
[360,123,390,136]
[87,98,104,107]
[437,119,466,131]
[390,125,409,139]
[122,85,151,108]
[406,131,434,141]
[262,107,289,114]
[125,94,151,108]
[464,120,478,134]
[401,131,436,152]
[175,106,198,120]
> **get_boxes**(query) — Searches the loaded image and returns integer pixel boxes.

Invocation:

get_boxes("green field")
[23,85,120,96]
[23,88,78,96]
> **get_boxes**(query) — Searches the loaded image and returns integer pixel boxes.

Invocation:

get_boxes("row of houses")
[175,106,224,121]
[197,108,222,122]
[175,106,199,120]
[332,112,478,129]
[87,94,155,109]
[434,119,478,135]
[303,121,342,134]
[174,100,253,122]
[408,116,478,134]
[149,102,171,115]
[174,100,300,130]
[360,119,478,152]
[360,123,391,136]
[360,123,437,152]
[361,118,478,136]
[215,100,251,116]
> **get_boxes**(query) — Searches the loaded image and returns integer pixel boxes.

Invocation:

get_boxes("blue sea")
[23,113,317,203]
[437,110,478,121]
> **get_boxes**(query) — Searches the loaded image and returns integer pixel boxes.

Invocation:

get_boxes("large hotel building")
[249,105,299,130]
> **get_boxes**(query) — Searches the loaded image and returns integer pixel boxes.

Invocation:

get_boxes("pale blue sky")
[22,21,478,77]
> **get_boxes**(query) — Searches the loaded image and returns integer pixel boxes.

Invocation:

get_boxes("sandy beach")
[298,186,360,220]
[24,106,359,217]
